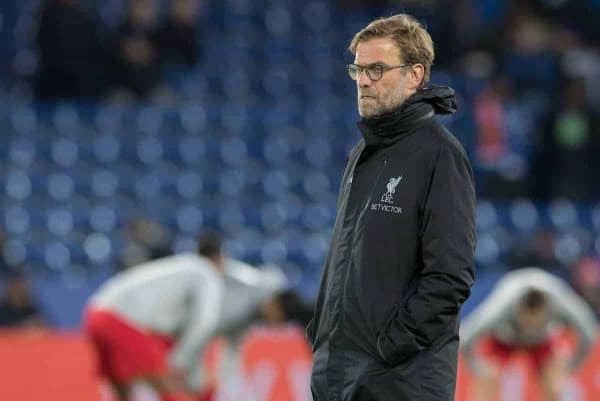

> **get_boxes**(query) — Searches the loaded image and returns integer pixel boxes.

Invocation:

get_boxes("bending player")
[84,232,287,401]
[460,267,598,401]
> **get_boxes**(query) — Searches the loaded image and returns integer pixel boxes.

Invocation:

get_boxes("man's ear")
[409,64,425,89]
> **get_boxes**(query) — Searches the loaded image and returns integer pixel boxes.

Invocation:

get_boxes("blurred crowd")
[381,0,600,200]
[35,0,202,101]
[27,0,600,200]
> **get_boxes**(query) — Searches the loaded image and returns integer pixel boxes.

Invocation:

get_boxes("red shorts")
[83,308,174,384]
[479,334,569,372]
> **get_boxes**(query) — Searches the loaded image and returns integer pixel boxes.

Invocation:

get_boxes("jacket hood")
[406,85,457,115]
[357,85,457,148]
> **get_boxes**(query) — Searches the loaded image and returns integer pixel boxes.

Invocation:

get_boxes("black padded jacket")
[307,86,476,401]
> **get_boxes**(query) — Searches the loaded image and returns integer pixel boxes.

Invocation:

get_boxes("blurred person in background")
[472,75,522,197]
[504,228,561,272]
[157,0,203,68]
[572,255,600,318]
[0,271,46,329]
[118,217,173,270]
[307,14,476,401]
[535,78,600,200]
[36,0,107,99]
[84,231,287,401]
[460,267,598,401]
[109,0,162,99]
[261,289,314,328]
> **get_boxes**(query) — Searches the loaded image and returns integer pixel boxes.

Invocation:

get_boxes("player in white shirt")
[460,267,598,401]
[84,233,286,401]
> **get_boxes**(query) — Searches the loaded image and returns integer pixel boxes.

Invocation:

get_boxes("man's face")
[354,37,416,118]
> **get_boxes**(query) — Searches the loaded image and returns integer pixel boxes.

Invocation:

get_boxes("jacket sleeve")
[377,143,476,366]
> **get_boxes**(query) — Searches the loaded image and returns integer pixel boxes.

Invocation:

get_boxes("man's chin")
[358,105,380,119]
[359,108,383,119]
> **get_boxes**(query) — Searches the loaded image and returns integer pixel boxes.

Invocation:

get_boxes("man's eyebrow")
[353,61,388,67]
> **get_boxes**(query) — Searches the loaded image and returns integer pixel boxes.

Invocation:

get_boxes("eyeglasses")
[347,63,412,81]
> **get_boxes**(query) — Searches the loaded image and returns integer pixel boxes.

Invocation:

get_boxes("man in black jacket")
[306,14,476,401]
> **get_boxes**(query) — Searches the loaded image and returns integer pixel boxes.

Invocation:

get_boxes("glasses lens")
[366,65,383,81]
[347,65,360,80]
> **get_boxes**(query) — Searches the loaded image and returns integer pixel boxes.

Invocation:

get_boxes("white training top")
[89,253,224,381]
[460,267,598,369]
[88,253,288,389]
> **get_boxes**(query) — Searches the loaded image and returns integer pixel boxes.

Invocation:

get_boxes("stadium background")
[0,0,599,400]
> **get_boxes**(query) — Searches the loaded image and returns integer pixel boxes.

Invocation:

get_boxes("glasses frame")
[347,63,413,81]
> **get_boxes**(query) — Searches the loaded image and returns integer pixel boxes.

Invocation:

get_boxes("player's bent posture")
[84,234,286,401]
[460,267,598,401]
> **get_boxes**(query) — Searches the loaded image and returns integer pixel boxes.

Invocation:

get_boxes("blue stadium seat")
[93,134,121,163]
[476,200,498,232]
[220,136,248,166]
[548,199,579,231]
[51,137,79,167]
[302,202,333,232]
[260,202,288,233]
[8,137,36,166]
[475,232,501,267]
[134,173,162,200]
[304,138,332,169]
[260,239,288,264]
[1,238,28,267]
[47,172,75,201]
[176,171,203,200]
[302,171,331,202]
[301,232,330,266]
[83,233,113,265]
[262,170,290,198]
[179,103,208,134]
[5,169,32,200]
[10,105,37,135]
[89,205,118,233]
[509,199,539,232]
[44,240,71,271]
[553,231,585,266]
[52,105,81,135]
[95,104,124,135]
[91,169,119,198]
[136,136,164,165]
[175,205,204,234]
[3,205,31,236]
[135,107,163,136]
[46,208,74,237]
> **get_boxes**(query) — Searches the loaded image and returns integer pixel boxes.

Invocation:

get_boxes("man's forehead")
[354,37,401,63]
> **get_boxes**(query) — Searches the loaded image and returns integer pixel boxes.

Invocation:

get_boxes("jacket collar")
[357,86,457,148]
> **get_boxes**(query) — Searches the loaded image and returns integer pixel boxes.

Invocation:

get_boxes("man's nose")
[357,69,372,87]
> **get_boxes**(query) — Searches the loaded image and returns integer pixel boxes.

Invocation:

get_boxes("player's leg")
[84,308,180,400]
[111,381,131,401]
[83,308,134,401]
[472,336,513,401]
[145,372,189,401]
[472,361,501,401]
[531,335,570,401]
[539,355,569,401]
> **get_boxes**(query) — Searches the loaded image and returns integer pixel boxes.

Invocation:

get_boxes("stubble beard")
[358,93,406,119]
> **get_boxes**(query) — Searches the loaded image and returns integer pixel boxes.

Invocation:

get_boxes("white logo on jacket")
[381,176,402,204]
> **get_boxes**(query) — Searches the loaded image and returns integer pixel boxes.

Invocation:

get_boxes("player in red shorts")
[84,233,287,401]
[460,267,598,401]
